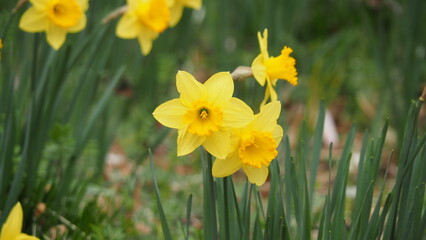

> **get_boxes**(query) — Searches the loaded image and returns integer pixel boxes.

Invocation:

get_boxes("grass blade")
[309,100,326,206]
[185,194,192,240]
[201,150,218,240]
[149,149,172,240]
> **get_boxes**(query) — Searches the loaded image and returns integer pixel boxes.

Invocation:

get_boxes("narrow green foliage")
[151,97,425,240]
[149,149,173,240]
[264,160,290,239]
[317,143,333,240]
[240,182,252,240]
[309,100,326,205]
[384,99,425,240]
[184,194,192,240]
[283,136,293,226]
[201,150,218,240]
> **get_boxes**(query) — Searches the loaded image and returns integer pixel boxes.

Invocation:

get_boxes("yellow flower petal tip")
[153,71,253,158]
[212,101,283,186]
[0,202,40,240]
[19,0,89,50]
[116,0,170,55]
[168,0,202,27]
[251,28,298,105]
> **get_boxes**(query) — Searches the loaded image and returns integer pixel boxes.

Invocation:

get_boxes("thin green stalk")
[309,100,325,206]
[184,194,192,240]
[149,149,172,240]
[223,177,230,240]
[202,150,217,240]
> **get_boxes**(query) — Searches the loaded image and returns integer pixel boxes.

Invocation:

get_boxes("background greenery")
[0,0,425,239]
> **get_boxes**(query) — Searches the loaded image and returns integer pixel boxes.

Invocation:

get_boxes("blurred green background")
[0,0,425,238]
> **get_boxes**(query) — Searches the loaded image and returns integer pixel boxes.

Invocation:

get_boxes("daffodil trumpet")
[212,101,283,186]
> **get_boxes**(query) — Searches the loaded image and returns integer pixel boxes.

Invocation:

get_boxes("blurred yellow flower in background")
[19,0,89,50]
[0,202,39,240]
[116,0,170,55]
[251,29,298,106]
[167,0,202,27]
[212,101,283,186]
[153,71,254,158]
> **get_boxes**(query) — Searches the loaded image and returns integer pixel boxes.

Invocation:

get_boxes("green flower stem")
[223,176,230,240]
[202,150,218,239]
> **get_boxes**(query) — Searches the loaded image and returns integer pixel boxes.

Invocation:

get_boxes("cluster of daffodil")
[153,29,297,186]
[0,202,39,240]
[18,0,201,54]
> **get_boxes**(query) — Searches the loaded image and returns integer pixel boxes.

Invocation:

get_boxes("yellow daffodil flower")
[19,0,89,50]
[212,101,283,186]
[251,29,298,106]
[167,0,202,27]
[0,202,39,240]
[153,71,254,158]
[116,0,170,55]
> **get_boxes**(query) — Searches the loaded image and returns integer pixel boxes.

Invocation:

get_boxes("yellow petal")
[177,126,205,156]
[183,0,202,9]
[19,8,48,33]
[75,0,89,11]
[267,78,278,101]
[242,165,269,186]
[16,233,40,240]
[137,30,158,55]
[273,125,283,146]
[222,97,254,128]
[0,202,23,240]
[68,14,86,33]
[260,79,277,107]
[258,29,269,60]
[169,4,184,27]
[152,98,187,129]
[252,101,281,132]
[29,0,50,10]
[212,152,241,178]
[176,71,203,106]
[260,85,270,107]
[116,13,139,39]
[46,25,67,50]
[251,54,267,86]
[204,72,233,106]
[203,130,230,159]
[128,0,139,9]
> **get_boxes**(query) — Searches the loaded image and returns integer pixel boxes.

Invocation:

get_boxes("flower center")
[199,108,208,119]
[135,0,170,33]
[183,101,223,136]
[47,0,82,28]
[238,131,278,168]
[264,46,298,85]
